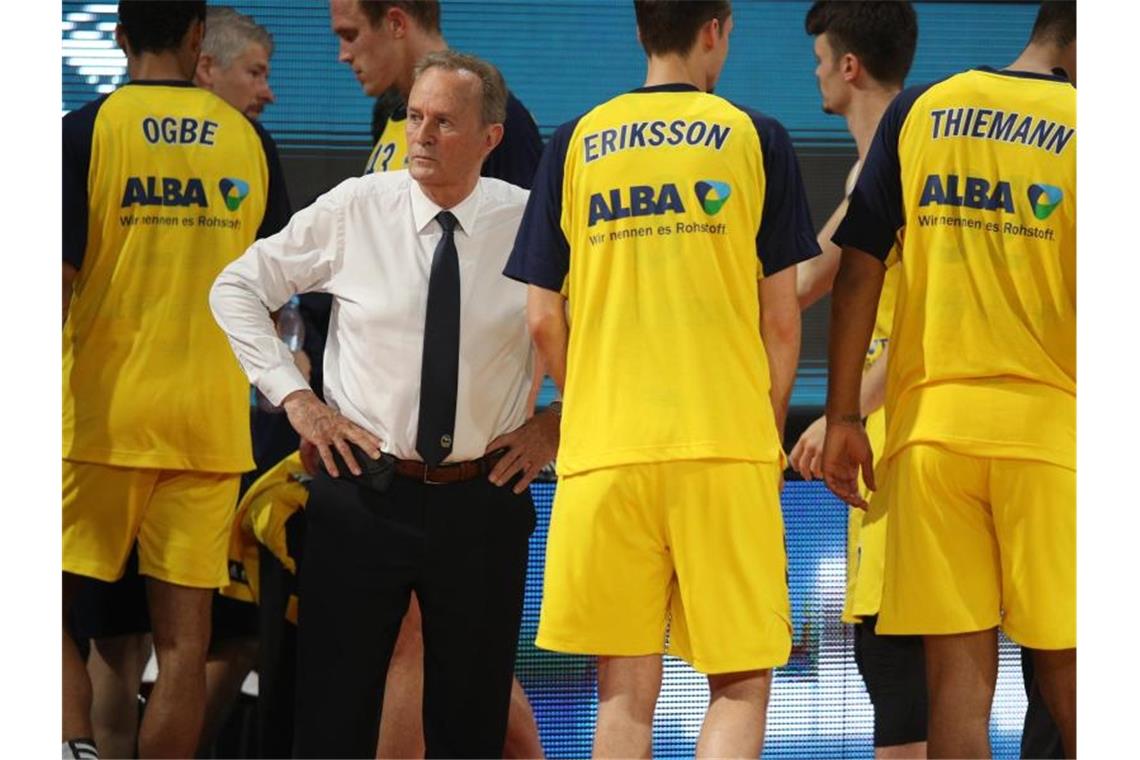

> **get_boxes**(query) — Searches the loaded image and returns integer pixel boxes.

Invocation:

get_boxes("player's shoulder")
[721,98,794,153]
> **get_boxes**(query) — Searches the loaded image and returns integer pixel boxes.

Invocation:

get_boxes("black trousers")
[294,469,534,759]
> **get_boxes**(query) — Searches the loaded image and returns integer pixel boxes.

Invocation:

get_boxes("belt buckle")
[422,464,446,485]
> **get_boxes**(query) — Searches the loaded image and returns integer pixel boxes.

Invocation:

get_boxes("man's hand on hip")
[485,407,560,495]
[281,390,382,478]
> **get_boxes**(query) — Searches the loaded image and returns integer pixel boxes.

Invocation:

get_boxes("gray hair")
[413,50,508,125]
[202,6,274,67]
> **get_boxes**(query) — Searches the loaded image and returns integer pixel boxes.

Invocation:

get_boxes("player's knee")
[707,669,772,707]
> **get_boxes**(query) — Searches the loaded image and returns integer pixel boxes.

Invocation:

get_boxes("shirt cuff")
[258,363,311,407]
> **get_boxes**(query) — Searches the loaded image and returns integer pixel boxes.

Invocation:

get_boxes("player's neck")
[643,55,708,92]
[396,34,449,99]
[845,87,898,161]
[129,52,194,83]
[1006,42,1074,82]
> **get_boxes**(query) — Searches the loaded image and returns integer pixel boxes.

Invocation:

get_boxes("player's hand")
[789,415,827,481]
[821,418,875,510]
[281,390,382,478]
[485,407,560,494]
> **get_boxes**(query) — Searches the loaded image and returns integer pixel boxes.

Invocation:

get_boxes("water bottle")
[277,295,305,352]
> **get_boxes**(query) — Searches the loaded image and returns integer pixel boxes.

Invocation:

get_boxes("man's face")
[813,33,849,115]
[406,67,500,191]
[330,0,402,97]
[201,42,275,119]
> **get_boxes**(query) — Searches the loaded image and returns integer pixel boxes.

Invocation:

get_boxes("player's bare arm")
[526,284,569,394]
[822,247,884,508]
[790,343,889,481]
[759,265,801,440]
[62,262,78,328]
[796,198,848,310]
[281,389,382,478]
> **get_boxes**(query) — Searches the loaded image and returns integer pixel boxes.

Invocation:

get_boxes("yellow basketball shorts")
[536,460,791,674]
[877,444,1075,650]
[63,459,239,589]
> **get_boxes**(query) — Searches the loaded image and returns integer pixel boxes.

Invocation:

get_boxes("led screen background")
[62,2,1040,756]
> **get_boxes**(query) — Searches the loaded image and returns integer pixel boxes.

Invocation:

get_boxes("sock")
[62,738,98,759]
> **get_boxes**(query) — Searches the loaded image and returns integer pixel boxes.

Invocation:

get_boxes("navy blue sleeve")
[481,91,543,189]
[746,108,821,276]
[62,96,108,270]
[832,82,932,260]
[503,117,579,292]
[252,119,293,239]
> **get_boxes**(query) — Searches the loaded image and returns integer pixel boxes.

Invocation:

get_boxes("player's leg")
[923,629,998,758]
[63,461,154,751]
[63,572,94,745]
[376,594,425,759]
[87,633,152,759]
[697,670,771,758]
[72,545,153,760]
[199,594,260,754]
[595,655,663,758]
[854,616,928,758]
[876,445,1001,757]
[534,465,672,758]
[991,459,1076,757]
[139,578,213,757]
[134,469,238,757]
[663,460,791,756]
[503,677,545,759]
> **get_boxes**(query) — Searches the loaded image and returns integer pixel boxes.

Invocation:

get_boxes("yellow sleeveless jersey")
[834,67,1075,471]
[505,83,819,476]
[364,93,542,188]
[62,80,292,472]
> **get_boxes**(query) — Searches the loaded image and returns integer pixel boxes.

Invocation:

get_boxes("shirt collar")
[409,177,482,237]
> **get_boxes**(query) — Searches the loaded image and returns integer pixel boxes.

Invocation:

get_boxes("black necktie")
[416,211,461,466]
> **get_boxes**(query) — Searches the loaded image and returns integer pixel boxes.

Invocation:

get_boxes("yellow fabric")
[842,251,899,623]
[63,459,237,588]
[876,444,1075,649]
[364,112,408,174]
[537,460,791,673]
[63,85,269,472]
[886,70,1075,470]
[555,91,785,476]
[220,452,308,623]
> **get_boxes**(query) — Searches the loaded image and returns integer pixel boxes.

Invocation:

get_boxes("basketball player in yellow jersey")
[61,3,290,757]
[330,0,541,186]
[823,3,1076,756]
[508,2,819,755]
[787,4,927,757]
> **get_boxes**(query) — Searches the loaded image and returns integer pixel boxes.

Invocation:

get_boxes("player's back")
[63,81,275,473]
[549,85,804,475]
[873,67,1075,467]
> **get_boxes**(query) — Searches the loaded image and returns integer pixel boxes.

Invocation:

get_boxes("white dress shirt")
[210,170,534,463]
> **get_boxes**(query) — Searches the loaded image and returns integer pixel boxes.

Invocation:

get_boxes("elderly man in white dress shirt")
[209,50,557,758]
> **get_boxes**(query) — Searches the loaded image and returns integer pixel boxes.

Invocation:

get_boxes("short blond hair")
[413,50,508,125]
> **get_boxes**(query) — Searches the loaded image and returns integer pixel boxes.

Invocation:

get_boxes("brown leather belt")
[393,448,507,485]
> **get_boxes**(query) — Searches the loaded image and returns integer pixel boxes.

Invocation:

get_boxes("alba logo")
[1027,183,1063,220]
[219,178,250,211]
[694,180,731,215]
